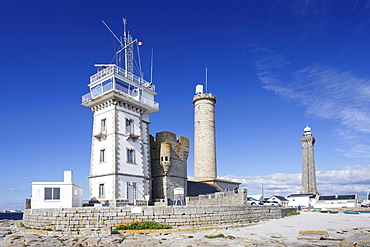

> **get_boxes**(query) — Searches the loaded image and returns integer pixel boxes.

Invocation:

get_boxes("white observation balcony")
[82,64,159,111]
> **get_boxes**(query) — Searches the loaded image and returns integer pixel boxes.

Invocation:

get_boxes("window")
[101,118,106,133]
[125,118,133,135]
[99,184,105,197]
[44,188,60,200]
[100,149,105,163]
[127,148,135,163]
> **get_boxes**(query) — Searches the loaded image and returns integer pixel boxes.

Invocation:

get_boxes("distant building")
[31,171,83,209]
[268,195,289,207]
[286,193,317,208]
[314,194,358,209]
[362,193,370,206]
[300,126,319,194]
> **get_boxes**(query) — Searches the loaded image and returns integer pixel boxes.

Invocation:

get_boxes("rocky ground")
[1,211,370,246]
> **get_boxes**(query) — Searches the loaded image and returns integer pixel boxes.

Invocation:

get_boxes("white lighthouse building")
[82,20,159,206]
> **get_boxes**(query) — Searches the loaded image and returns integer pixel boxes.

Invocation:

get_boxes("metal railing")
[81,81,159,110]
[90,65,156,92]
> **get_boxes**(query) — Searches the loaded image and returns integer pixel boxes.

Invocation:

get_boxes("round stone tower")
[193,85,217,180]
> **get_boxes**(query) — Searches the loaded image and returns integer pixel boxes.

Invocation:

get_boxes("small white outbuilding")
[314,194,358,209]
[31,171,83,209]
[286,193,318,208]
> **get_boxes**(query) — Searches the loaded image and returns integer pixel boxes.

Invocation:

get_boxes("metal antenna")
[150,49,154,83]
[102,20,124,47]
[101,18,141,77]
[123,18,127,45]
[205,67,208,93]
[123,19,133,75]
[136,42,143,79]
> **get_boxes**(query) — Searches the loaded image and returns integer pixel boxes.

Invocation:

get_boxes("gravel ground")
[1,211,370,246]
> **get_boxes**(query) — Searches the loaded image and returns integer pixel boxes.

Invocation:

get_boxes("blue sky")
[2,0,370,210]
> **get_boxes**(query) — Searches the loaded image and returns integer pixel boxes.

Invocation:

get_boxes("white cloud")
[254,49,370,158]
[221,164,370,199]
[335,144,370,158]
[0,200,24,211]
[2,189,15,191]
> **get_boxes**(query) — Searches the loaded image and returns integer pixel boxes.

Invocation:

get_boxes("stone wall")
[186,189,246,206]
[22,205,285,234]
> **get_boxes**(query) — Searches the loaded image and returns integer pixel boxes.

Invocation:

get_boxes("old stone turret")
[150,131,189,202]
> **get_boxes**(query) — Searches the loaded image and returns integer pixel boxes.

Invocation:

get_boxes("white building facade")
[31,171,83,209]
[314,194,358,209]
[82,65,158,206]
[268,195,289,207]
[286,193,317,208]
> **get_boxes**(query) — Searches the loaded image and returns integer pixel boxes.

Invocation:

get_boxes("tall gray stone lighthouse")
[192,85,217,180]
[188,85,240,193]
[300,126,319,194]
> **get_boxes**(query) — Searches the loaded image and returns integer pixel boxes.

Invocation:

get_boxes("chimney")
[64,171,73,183]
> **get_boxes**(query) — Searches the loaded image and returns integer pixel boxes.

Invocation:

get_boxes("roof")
[188,178,241,185]
[287,193,317,198]
[187,181,220,197]
[318,194,357,201]
[271,195,289,201]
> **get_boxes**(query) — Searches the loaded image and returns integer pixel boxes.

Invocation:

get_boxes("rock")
[5,234,22,241]
[338,240,370,247]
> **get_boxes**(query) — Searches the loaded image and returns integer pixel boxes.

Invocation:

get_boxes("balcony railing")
[90,65,155,92]
[81,81,159,110]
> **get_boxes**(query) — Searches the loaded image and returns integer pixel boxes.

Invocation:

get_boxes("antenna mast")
[101,18,143,79]
[150,49,154,83]
[205,67,208,93]
[123,18,134,76]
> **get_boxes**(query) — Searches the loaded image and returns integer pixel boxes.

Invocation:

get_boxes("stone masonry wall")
[186,189,246,206]
[22,205,283,234]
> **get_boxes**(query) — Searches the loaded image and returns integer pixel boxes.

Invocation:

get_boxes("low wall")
[186,189,246,206]
[22,205,284,234]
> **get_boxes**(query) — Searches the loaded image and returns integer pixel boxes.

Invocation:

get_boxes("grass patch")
[287,211,300,216]
[114,221,172,230]
[205,234,225,239]
[225,235,235,239]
